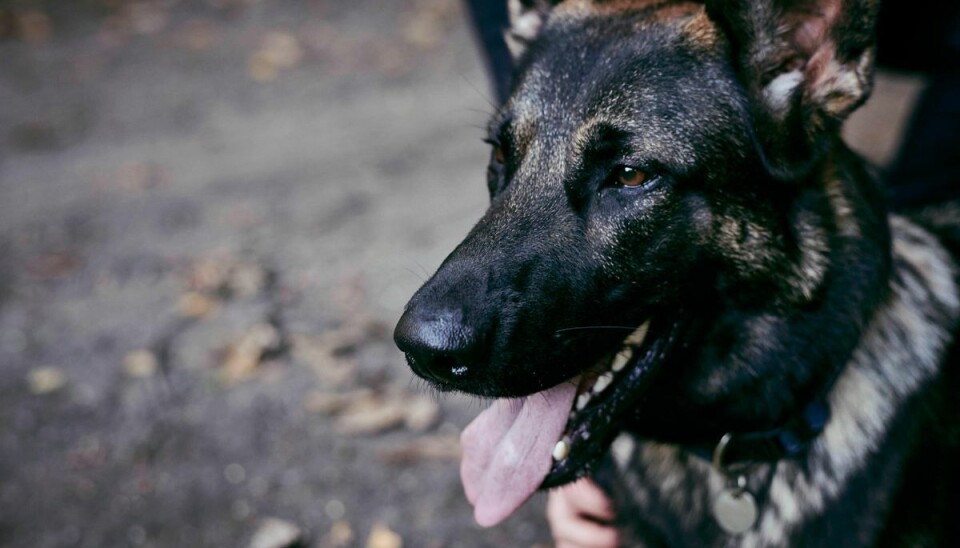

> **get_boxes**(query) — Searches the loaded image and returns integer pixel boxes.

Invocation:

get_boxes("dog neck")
[605,213,960,544]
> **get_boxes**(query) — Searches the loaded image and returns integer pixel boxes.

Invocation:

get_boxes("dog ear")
[705,0,880,179]
[505,0,564,59]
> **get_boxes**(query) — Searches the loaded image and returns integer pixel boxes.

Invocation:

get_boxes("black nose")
[393,307,480,384]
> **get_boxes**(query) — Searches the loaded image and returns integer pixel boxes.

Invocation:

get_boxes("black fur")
[395,0,960,544]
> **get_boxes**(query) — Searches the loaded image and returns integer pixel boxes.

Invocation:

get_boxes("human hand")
[546,477,620,548]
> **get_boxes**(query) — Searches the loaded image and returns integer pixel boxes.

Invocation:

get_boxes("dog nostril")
[394,308,480,384]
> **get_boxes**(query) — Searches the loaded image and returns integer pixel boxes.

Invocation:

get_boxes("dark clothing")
[463,1,960,210]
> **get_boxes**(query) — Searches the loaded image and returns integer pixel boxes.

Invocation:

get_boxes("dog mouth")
[459,317,683,526]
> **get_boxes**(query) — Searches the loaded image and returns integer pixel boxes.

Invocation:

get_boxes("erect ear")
[505,0,564,59]
[706,0,880,179]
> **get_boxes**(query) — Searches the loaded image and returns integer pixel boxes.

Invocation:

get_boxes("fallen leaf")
[24,252,80,281]
[335,398,408,436]
[125,2,168,35]
[248,31,303,82]
[377,435,461,463]
[187,257,230,294]
[178,19,220,51]
[308,387,442,436]
[303,388,375,414]
[27,367,68,395]
[114,162,166,192]
[290,332,362,387]
[183,256,267,298]
[319,520,354,548]
[403,396,440,432]
[177,292,218,318]
[221,323,283,383]
[248,517,304,548]
[227,262,267,298]
[17,10,52,45]
[124,350,159,378]
[365,523,402,548]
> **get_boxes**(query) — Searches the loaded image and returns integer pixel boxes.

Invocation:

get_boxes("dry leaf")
[335,398,408,436]
[319,520,354,548]
[365,523,402,548]
[24,252,80,281]
[308,388,442,436]
[125,2,168,35]
[227,262,267,297]
[178,292,218,318]
[178,19,220,51]
[124,350,159,378]
[248,31,303,82]
[290,332,362,387]
[184,256,266,298]
[27,367,68,395]
[248,517,304,548]
[114,162,166,192]
[187,257,230,293]
[18,10,52,45]
[377,435,461,463]
[403,396,439,432]
[221,323,282,383]
[303,388,375,414]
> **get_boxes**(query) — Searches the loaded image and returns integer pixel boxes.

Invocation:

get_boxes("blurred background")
[0,0,923,547]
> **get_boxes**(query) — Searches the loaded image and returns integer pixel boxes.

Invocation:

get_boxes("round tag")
[712,488,758,534]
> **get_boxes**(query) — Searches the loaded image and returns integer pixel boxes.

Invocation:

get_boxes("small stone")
[248,518,304,548]
[27,367,67,395]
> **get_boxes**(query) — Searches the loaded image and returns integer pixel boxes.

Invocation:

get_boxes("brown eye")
[493,145,506,164]
[615,166,646,187]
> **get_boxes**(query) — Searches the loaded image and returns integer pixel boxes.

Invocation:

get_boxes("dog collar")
[694,397,831,468]
[696,398,830,534]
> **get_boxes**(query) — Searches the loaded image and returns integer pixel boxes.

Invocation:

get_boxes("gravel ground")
[0,1,922,547]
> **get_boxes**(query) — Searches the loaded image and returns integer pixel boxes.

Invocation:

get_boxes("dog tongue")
[460,382,577,527]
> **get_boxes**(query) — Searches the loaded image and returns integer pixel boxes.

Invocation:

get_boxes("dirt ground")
[0,1,922,547]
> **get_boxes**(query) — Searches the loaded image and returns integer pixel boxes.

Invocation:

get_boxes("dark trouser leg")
[462,0,514,105]
[887,73,960,209]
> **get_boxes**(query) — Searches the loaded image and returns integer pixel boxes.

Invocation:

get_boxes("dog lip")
[540,317,683,489]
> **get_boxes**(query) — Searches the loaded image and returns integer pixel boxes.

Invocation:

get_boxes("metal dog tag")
[712,482,758,535]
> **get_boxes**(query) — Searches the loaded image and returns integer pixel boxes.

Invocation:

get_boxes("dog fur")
[395,0,960,544]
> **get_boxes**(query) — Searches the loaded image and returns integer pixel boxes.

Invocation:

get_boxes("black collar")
[691,397,831,469]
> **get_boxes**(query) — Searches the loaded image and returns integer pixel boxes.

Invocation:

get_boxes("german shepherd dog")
[394,0,960,544]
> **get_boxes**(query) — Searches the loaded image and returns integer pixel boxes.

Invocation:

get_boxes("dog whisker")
[554,325,641,334]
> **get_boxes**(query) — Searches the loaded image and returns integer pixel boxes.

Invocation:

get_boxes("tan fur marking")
[680,8,720,48]
[823,167,861,239]
[554,0,703,19]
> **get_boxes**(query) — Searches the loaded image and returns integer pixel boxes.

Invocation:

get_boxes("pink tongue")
[459,382,577,527]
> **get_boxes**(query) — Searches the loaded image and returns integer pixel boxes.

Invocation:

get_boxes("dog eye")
[492,144,506,164]
[614,166,647,187]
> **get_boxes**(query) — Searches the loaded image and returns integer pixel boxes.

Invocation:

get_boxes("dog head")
[395,0,887,522]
